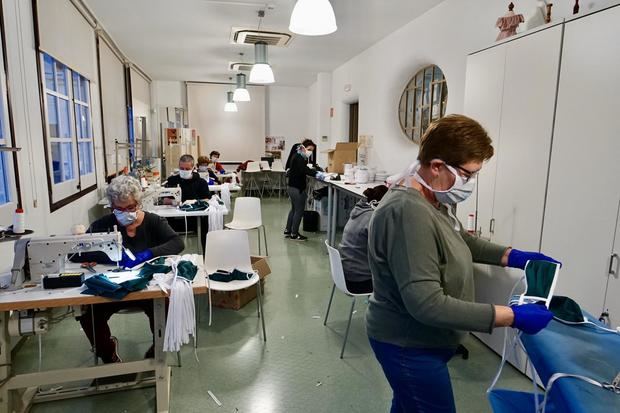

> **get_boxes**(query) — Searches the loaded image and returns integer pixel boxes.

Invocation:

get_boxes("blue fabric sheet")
[517,316,620,413]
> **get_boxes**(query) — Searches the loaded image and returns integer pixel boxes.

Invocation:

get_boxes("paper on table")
[103,270,141,284]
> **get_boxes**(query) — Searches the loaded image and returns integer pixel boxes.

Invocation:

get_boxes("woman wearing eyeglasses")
[73,175,184,363]
[367,115,559,412]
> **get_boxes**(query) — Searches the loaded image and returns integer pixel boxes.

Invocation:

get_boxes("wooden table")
[0,258,207,413]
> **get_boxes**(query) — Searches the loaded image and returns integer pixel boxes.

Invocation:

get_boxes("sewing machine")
[156,186,182,205]
[23,230,123,284]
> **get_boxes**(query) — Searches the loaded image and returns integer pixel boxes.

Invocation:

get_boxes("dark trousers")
[286,186,307,235]
[369,338,457,413]
[78,300,155,363]
[345,279,373,294]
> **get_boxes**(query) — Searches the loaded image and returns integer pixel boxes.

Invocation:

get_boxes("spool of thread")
[12,208,25,234]
[466,213,475,233]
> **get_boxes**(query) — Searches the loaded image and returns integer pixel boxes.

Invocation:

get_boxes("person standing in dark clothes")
[73,175,184,363]
[285,139,318,170]
[284,140,320,241]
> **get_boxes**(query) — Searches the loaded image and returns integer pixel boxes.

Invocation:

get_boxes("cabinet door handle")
[489,218,495,235]
[610,253,619,278]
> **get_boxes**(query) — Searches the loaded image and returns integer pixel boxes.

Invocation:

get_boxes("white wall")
[187,82,266,162]
[266,85,309,157]
[327,0,620,175]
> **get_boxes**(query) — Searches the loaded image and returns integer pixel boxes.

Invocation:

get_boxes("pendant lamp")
[249,42,275,84]
[289,0,337,36]
[224,91,238,112]
[233,73,251,102]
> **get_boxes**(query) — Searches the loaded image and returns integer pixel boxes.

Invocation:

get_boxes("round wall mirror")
[398,65,448,144]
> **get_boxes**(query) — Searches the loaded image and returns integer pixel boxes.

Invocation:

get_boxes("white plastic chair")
[271,159,285,172]
[323,240,372,358]
[225,197,268,256]
[269,159,286,197]
[204,230,266,341]
[243,161,263,197]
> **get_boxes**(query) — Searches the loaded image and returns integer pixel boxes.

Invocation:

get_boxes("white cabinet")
[461,25,564,373]
[604,204,620,327]
[459,46,506,231]
[541,7,620,322]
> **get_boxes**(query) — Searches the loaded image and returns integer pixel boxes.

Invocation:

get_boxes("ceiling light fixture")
[289,0,337,36]
[249,41,275,84]
[224,91,238,112]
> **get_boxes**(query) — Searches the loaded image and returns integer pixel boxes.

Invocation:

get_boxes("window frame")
[0,2,21,225]
[38,52,97,210]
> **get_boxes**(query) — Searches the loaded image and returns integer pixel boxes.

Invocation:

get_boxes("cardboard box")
[325,142,359,174]
[210,256,271,310]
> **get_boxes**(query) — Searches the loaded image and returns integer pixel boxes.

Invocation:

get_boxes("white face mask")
[179,169,193,180]
[414,164,476,205]
[198,166,209,172]
[113,209,138,227]
[306,151,313,158]
[211,157,219,162]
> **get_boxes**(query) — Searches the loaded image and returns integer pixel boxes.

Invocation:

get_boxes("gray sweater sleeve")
[460,229,508,266]
[389,201,495,333]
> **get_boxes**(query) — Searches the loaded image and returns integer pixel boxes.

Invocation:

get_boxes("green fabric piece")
[524,260,558,299]
[208,269,252,282]
[177,261,198,281]
[549,295,585,323]
[179,200,210,211]
[81,258,197,299]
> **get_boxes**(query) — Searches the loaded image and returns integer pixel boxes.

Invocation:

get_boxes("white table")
[0,258,208,413]
[326,180,385,246]
[208,184,241,193]
[146,204,229,255]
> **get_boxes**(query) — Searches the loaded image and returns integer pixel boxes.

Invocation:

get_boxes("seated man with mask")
[73,175,184,362]
[164,154,212,204]
[164,154,212,251]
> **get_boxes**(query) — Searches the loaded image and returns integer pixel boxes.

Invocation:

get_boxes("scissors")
[80,262,97,273]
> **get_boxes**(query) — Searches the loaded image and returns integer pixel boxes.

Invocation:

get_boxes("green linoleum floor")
[15,197,533,412]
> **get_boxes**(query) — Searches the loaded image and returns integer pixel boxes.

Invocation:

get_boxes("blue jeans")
[369,338,457,413]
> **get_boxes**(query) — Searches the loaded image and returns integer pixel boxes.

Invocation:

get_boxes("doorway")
[348,102,359,143]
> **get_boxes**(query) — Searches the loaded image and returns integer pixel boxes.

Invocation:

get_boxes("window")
[0,17,18,221]
[41,53,96,206]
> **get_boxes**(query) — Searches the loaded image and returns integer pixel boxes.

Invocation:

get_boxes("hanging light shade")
[249,42,275,84]
[233,73,251,102]
[224,91,238,112]
[289,0,337,36]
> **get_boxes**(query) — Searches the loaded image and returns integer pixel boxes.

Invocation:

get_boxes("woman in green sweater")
[366,115,558,413]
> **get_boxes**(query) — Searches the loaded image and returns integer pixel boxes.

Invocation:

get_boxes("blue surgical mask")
[113,209,138,226]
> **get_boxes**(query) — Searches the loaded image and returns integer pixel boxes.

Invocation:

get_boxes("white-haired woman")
[74,175,184,363]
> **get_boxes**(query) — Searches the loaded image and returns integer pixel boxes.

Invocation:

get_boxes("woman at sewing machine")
[73,175,184,363]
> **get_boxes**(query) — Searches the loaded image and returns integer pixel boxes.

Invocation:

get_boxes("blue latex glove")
[507,249,561,270]
[511,303,553,335]
[315,172,326,181]
[119,249,154,269]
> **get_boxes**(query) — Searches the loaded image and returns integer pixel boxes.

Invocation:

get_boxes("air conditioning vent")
[229,62,254,72]
[230,27,292,47]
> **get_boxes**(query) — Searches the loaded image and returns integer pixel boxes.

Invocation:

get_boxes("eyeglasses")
[113,204,139,212]
[448,164,479,183]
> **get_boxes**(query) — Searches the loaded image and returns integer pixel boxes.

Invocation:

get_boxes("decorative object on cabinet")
[525,1,547,30]
[545,3,553,23]
[496,2,524,41]
[398,65,448,144]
